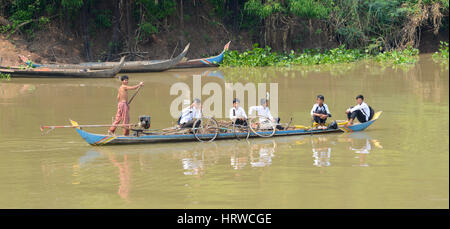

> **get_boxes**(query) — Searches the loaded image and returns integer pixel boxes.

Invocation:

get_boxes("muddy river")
[0,54,448,208]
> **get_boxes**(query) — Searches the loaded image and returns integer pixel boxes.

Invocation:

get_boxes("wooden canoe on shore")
[71,111,382,146]
[174,41,230,69]
[0,57,125,78]
[38,44,190,73]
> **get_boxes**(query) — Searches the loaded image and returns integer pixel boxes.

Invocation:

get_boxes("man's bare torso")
[117,85,128,103]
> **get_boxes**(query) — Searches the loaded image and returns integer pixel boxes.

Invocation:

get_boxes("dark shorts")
[313,110,328,124]
[233,119,247,126]
[275,117,283,130]
[347,109,368,123]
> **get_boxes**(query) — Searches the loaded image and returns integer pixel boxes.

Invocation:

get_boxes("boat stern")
[340,111,382,133]
[202,41,231,65]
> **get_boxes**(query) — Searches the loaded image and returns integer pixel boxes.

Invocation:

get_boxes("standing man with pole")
[108,75,144,136]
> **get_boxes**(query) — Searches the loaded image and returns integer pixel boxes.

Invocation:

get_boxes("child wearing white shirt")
[249,98,283,130]
[229,98,247,126]
[310,95,332,129]
[179,98,202,128]
[345,95,373,126]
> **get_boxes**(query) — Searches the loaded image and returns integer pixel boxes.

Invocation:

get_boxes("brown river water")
[0,54,448,208]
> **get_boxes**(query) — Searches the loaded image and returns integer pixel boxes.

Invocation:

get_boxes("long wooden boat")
[0,57,125,78]
[36,44,190,73]
[174,41,230,69]
[71,111,382,146]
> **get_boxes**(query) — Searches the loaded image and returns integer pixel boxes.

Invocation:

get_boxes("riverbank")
[0,1,448,66]
[1,33,448,70]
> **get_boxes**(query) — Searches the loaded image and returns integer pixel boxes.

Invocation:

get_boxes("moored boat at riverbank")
[174,41,230,69]
[0,56,125,78]
[30,44,190,73]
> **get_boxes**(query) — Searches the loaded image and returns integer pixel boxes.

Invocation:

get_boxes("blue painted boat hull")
[75,128,341,145]
[174,41,230,68]
[74,111,382,146]
[75,120,376,146]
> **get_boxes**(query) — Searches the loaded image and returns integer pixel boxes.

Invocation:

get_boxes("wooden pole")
[127,85,142,105]
[40,123,136,131]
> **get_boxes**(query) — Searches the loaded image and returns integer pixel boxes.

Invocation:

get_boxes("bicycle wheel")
[193,117,219,142]
[248,116,276,138]
[232,121,250,140]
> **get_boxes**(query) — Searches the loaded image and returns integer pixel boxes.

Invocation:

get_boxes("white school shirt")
[310,103,331,117]
[179,107,201,124]
[249,105,273,120]
[229,107,247,120]
[349,102,371,121]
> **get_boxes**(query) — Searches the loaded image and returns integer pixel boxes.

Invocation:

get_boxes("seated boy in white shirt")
[311,95,332,129]
[178,98,202,128]
[249,98,283,130]
[345,95,373,127]
[229,98,247,126]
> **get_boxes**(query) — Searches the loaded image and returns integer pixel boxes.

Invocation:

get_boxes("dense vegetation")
[433,41,449,59]
[0,0,448,61]
[0,72,11,80]
[222,44,419,66]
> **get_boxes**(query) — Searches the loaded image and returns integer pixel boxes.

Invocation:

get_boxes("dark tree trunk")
[179,0,184,29]
[231,0,241,32]
[178,0,185,48]
[125,0,134,60]
[81,2,92,61]
[107,0,122,61]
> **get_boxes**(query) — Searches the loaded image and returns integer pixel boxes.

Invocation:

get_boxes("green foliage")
[9,0,40,25]
[289,0,332,19]
[135,0,176,41]
[136,0,176,21]
[95,10,112,29]
[61,0,83,9]
[0,73,11,80]
[244,0,284,19]
[139,22,158,37]
[433,41,449,59]
[0,0,447,55]
[208,0,231,18]
[244,0,332,20]
[330,0,447,49]
[3,0,82,37]
[223,44,419,67]
[223,44,280,67]
[60,0,84,19]
[292,46,366,65]
[223,44,365,67]
[373,46,419,64]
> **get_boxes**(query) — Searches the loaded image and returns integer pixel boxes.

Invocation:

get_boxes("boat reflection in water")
[73,133,382,200]
[285,132,382,168]
[310,136,334,167]
[181,139,277,175]
[249,141,276,168]
[229,140,277,169]
[342,132,383,167]
[182,151,206,176]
